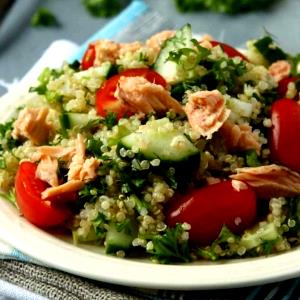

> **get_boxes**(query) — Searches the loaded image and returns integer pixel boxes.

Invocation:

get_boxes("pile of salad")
[1,24,300,263]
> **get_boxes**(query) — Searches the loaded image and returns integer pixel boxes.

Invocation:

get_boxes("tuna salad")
[1,24,300,263]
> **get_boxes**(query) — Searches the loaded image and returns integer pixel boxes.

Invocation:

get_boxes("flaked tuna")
[115,76,185,115]
[185,90,231,139]
[12,107,52,145]
[219,120,261,154]
[230,164,300,198]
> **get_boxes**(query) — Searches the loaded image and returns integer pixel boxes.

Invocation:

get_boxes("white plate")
[1,41,300,290]
[1,199,300,290]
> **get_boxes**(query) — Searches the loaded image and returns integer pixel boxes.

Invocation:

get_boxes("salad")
[1,24,300,264]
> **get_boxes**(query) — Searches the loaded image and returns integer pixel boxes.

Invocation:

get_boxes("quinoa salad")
[1,24,300,263]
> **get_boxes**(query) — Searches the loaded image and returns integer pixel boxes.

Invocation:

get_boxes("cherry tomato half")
[270,98,300,172]
[210,41,248,61]
[15,161,71,228]
[96,68,167,119]
[81,44,96,70]
[166,180,257,245]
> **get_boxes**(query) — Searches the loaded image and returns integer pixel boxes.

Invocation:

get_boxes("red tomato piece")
[270,98,300,172]
[81,44,96,70]
[166,180,257,245]
[15,161,71,228]
[277,76,299,98]
[96,68,167,119]
[210,41,248,61]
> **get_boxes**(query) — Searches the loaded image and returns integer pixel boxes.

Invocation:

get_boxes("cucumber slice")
[154,24,195,84]
[65,113,100,128]
[105,220,137,254]
[240,222,279,250]
[120,118,199,162]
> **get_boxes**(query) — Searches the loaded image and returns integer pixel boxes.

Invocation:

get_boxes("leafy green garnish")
[174,0,278,14]
[260,239,278,255]
[91,213,107,238]
[29,67,63,103]
[245,150,260,167]
[86,138,103,157]
[0,120,18,151]
[0,120,19,169]
[77,179,108,210]
[82,0,129,17]
[30,8,59,27]
[59,113,70,138]
[211,57,247,92]
[102,112,118,130]
[197,226,239,261]
[254,36,288,64]
[0,157,6,169]
[148,224,191,263]
[167,40,210,71]
[68,60,81,71]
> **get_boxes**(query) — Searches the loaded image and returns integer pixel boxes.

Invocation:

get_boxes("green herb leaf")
[29,67,63,103]
[167,40,209,71]
[245,149,260,167]
[148,224,191,263]
[86,138,103,157]
[102,112,118,130]
[0,120,19,152]
[30,8,59,27]
[68,60,81,71]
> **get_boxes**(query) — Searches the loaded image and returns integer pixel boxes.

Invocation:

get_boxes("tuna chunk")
[119,41,143,56]
[41,180,84,200]
[12,107,51,145]
[32,146,76,162]
[36,156,59,187]
[146,30,175,55]
[230,164,300,198]
[219,120,261,154]
[67,134,100,181]
[268,60,291,82]
[185,90,231,139]
[93,40,120,66]
[115,76,185,115]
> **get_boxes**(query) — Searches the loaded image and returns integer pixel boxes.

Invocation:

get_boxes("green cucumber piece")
[105,220,137,254]
[65,113,100,128]
[240,222,279,250]
[120,118,199,162]
[154,24,195,84]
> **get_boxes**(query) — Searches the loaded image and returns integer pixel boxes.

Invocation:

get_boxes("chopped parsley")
[29,67,63,103]
[148,224,191,263]
[0,120,19,170]
[197,226,239,261]
[245,150,260,167]
[167,40,210,71]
